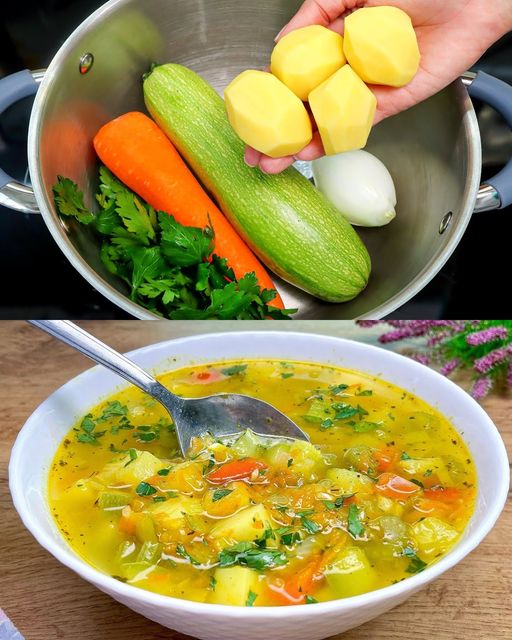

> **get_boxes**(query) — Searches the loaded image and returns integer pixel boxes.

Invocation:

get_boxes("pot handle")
[0,69,45,214]
[463,71,512,212]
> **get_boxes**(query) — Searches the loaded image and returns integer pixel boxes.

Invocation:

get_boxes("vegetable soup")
[48,360,476,606]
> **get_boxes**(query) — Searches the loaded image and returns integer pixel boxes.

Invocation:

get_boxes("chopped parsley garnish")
[218,542,288,570]
[176,544,200,566]
[403,548,427,573]
[157,467,171,476]
[212,488,234,502]
[400,452,411,460]
[320,418,333,430]
[329,384,349,395]
[246,590,258,607]
[281,372,294,379]
[305,595,318,604]
[347,504,365,538]
[152,496,167,503]
[323,495,353,510]
[301,516,321,535]
[355,389,373,396]
[209,575,217,591]
[97,400,128,421]
[135,481,157,497]
[410,478,425,489]
[221,364,248,376]
[76,414,106,445]
[123,448,138,467]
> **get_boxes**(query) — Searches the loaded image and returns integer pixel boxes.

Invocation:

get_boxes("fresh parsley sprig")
[53,169,295,320]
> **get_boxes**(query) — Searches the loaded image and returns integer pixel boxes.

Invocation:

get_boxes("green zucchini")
[143,64,371,302]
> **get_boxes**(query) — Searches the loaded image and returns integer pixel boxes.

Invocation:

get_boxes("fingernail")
[245,158,258,168]
[274,25,287,42]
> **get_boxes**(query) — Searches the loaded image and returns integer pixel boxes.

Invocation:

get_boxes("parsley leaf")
[135,481,157,497]
[347,504,365,538]
[305,595,318,604]
[212,489,234,502]
[53,176,95,224]
[221,364,248,376]
[176,544,200,566]
[403,547,427,573]
[218,542,288,570]
[301,516,321,535]
[400,452,411,460]
[355,389,373,397]
[246,590,258,607]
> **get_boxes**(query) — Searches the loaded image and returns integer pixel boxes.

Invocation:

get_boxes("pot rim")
[27,0,482,320]
[9,331,509,621]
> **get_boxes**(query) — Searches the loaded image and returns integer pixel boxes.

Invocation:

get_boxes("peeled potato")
[308,65,377,155]
[270,25,346,101]
[224,70,312,158]
[344,6,420,87]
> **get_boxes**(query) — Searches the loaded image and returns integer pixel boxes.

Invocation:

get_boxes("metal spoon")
[29,320,309,454]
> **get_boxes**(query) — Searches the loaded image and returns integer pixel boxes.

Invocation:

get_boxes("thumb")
[276,0,351,41]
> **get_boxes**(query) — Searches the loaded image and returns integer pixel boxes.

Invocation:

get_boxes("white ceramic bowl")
[9,332,510,640]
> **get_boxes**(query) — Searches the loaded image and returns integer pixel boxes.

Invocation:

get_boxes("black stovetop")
[1,0,512,319]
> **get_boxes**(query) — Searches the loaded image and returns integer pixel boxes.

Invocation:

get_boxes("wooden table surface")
[1,321,511,640]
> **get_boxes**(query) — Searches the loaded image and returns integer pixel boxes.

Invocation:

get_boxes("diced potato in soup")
[49,360,476,606]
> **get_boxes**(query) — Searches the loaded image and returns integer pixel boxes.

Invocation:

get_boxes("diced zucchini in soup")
[110,450,164,486]
[209,504,271,544]
[398,457,451,485]
[412,517,459,556]
[325,547,376,597]
[97,490,131,510]
[231,429,268,459]
[326,467,374,494]
[48,359,476,607]
[209,566,260,605]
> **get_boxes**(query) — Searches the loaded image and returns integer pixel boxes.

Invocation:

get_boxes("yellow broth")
[48,360,476,606]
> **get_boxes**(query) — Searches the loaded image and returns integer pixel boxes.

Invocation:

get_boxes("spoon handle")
[28,320,182,412]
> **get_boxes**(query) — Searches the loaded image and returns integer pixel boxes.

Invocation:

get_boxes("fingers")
[295,133,325,161]
[259,155,296,174]
[276,0,348,41]
[244,134,326,174]
[244,146,262,167]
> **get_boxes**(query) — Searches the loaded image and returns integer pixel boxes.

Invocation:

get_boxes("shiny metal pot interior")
[26,0,488,318]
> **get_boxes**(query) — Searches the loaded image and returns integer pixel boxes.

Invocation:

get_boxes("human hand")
[245,0,512,174]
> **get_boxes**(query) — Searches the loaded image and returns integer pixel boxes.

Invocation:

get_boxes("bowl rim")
[9,331,510,619]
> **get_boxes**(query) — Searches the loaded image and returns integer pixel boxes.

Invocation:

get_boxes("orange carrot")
[423,487,462,503]
[373,447,397,473]
[93,112,283,307]
[375,473,421,500]
[269,557,322,605]
[207,458,267,484]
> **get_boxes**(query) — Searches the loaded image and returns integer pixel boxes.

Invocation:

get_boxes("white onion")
[312,150,397,227]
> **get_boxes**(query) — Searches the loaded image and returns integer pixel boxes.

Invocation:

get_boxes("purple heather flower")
[508,362,512,387]
[471,376,493,400]
[466,326,508,346]
[411,353,431,365]
[357,320,381,328]
[474,345,512,374]
[440,358,460,376]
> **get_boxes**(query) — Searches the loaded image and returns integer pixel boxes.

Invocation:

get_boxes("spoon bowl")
[28,320,309,454]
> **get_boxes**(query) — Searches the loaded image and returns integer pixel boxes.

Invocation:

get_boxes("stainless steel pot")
[1,0,512,319]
